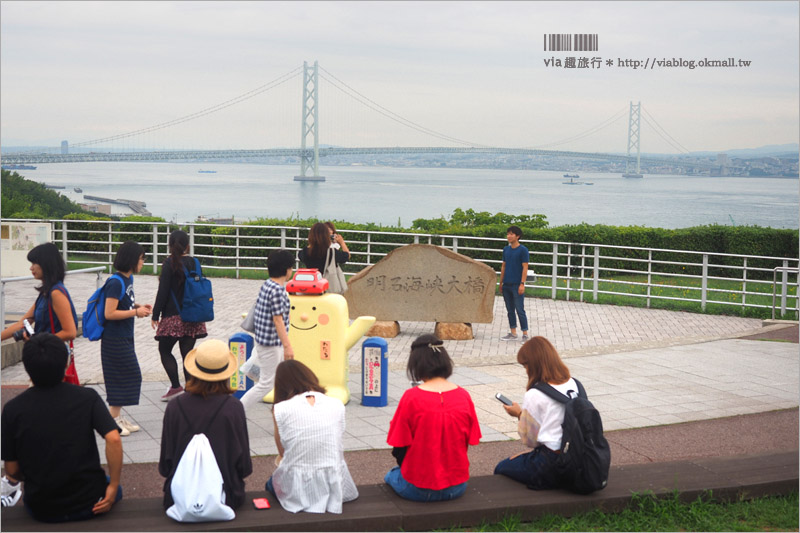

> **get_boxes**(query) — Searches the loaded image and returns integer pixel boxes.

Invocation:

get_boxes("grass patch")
[450,490,799,532]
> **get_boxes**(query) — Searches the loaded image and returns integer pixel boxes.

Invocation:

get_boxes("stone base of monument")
[434,322,473,340]
[367,321,401,338]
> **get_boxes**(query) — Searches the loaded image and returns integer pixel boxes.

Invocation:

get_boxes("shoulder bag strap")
[47,293,75,365]
[323,246,335,275]
[532,381,570,404]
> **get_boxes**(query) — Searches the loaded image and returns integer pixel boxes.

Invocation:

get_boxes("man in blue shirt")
[500,226,529,341]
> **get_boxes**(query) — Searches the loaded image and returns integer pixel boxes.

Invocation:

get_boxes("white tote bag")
[323,247,348,294]
[166,433,235,523]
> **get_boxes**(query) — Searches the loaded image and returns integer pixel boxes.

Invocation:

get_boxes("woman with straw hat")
[158,339,252,511]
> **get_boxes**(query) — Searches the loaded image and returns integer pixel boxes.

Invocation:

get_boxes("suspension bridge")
[1,61,717,178]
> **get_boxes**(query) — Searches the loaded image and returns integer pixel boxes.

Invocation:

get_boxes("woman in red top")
[385,334,481,502]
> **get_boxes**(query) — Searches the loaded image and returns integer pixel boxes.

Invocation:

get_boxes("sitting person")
[266,360,358,513]
[385,334,481,502]
[158,339,252,512]
[0,334,122,522]
[494,336,578,489]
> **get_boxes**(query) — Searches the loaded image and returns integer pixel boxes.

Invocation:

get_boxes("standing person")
[151,230,208,401]
[101,241,152,436]
[494,336,577,489]
[1,334,122,522]
[239,249,295,413]
[385,335,481,502]
[1,242,77,343]
[158,339,252,512]
[266,360,358,513]
[298,222,350,273]
[499,225,530,342]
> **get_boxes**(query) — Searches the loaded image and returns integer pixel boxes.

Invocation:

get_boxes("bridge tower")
[622,101,643,178]
[294,60,325,182]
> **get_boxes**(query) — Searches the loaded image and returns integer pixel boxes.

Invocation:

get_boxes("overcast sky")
[1,1,798,154]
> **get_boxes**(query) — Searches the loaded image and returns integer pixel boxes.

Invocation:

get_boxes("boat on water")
[622,173,643,178]
[562,176,594,186]
[563,173,580,178]
[2,164,37,170]
[198,170,217,174]
[74,187,83,193]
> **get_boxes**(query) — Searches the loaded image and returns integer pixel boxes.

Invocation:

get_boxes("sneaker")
[160,386,184,402]
[120,417,140,433]
[521,335,530,342]
[1,476,21,507]
[114,417,130,436]
[500,333,518,341]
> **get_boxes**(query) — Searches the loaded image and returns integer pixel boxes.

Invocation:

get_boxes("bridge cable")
[68,66,303,149]
[641,108,691,154]
[530,106,628,149]
[318,67,491,148]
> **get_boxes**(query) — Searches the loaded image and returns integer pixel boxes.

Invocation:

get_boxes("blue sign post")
[361,337,389,407]
[229,332,254,400]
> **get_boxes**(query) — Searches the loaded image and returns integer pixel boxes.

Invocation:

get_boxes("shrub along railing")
[3,218,798,319]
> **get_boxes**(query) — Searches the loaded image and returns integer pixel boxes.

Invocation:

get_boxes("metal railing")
[3,218,798,319]
[1,266,106,329]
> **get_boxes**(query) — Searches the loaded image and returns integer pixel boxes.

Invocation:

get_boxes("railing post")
[280,228,287,249]
[414,235,419,244]
[781,260,789,317]
[107,222,113,268]
[1,280,6,330]
[236,227,241,279]
[551,243,558,300]
[61,222,68,266]
[741,258,747,310]
[701,254,708,311]
[367,233,372,266]
[152,224,158,274]
[593,246,599,302]
[565,244,572,301]
[453,237,458,254]
[189,224,195,256]
[579,245,586,302]
[646,250,652,308]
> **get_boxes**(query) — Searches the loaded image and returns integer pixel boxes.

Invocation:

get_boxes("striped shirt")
[253,279,290,346]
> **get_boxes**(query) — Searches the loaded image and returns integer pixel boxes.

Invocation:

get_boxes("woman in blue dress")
[101,241,152,436]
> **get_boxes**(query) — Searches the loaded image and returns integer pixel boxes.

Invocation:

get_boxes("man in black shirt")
[1,334,123,522]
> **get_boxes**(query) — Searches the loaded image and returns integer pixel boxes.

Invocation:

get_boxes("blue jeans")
[494,446,560,490]
[265,476,274,495]
[502,284,528,332]
[384,467,466,502]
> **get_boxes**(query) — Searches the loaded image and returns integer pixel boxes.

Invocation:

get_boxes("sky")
[1,1,798,154]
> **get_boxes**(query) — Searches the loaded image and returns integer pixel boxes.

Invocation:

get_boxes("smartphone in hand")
[495,393,513,406]
[253,497,270,510]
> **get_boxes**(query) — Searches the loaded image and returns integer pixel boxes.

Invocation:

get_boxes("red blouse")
[386,386,482,490]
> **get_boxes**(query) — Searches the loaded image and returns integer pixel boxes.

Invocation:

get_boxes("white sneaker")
[1,476,22,507]
[119,417,140,433]
[114,417,132,436]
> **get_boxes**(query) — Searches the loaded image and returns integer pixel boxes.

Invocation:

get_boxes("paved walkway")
[2,272,797,465]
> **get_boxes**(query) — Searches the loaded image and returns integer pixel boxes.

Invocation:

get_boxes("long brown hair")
[307,222,332,260]
[273,360,326,404]
[168,230,189,282]
[517,336,571,389]
[185,376,235,398]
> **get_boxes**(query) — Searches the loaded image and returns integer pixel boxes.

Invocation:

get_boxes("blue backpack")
[82,273,126,341]
[170,257,214,323]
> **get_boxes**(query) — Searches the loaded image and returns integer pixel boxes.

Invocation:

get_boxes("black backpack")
[533,378,610,494]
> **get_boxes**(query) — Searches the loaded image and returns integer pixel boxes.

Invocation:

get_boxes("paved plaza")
[2,272,797,465]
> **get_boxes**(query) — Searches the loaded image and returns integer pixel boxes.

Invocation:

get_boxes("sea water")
[17,162,799,229]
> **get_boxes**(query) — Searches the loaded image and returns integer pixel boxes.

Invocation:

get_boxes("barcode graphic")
[543,34,598,52]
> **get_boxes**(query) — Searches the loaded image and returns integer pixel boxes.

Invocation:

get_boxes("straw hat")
[184,339,238,382]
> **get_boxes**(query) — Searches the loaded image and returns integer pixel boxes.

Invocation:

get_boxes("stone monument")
[345,244,496,339]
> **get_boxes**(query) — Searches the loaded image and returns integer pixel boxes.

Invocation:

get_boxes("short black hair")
[23,333,68,387]
[268,249,294,278]
[27,242,66,295]
[507,226,522,238]
[407,334,453,382]
[113,241,145,272]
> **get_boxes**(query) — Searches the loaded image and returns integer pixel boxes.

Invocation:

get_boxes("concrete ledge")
[1,339,24,369]
[2,451,796,532]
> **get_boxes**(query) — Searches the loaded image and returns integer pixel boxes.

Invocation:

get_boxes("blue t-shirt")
[102,274,135,338]
[502,244,530,285]
[33,282,78,335]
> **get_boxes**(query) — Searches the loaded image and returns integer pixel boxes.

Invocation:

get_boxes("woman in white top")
[494,336,577,489]
[266,360,358,513]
